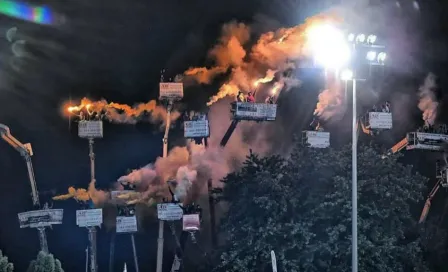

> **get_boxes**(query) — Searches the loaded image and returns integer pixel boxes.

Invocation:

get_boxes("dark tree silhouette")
[214,144,432,272]
[26,251,64,272]
[0,250,13,272]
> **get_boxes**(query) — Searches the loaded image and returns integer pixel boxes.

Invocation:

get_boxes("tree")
[27,251,64,272]
[0,250,13,272]
[214,144,431,272]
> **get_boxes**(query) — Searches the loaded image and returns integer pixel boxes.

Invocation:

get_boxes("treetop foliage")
[0,250,13,272]
[214,143,431,272]
[26,251,64,272]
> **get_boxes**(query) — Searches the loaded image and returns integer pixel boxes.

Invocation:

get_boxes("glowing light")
[340,69,353,81]
[356,34,365,43]
[348,33,355,42]
[367,35,377,44]
[377,52,386,63]
[366,51,376,61]
[307,24,351,69]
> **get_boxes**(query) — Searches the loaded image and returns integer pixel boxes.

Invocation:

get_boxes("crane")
[220,101,277,147]
[157,71,184,272]
[418,159,448,223]
[0,123,39,206]
[0,123,49,253]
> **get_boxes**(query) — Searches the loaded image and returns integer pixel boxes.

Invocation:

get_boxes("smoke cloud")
[418,73,439,126]
[313,71,345,121]
[67,97,180,127]
[115,12,344,205]
[182,13,340,106]
[52,179,109,207]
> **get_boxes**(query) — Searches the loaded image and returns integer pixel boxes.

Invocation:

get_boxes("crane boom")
[419,179,441,224]
[163,101,173,157]
[0,124,40,206]
[220,120,239,147]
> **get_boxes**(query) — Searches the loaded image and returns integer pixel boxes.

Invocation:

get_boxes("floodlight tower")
[0,123,49,253]
[156,71,184,272]
[307,25,387,272]
[77,116,104,272]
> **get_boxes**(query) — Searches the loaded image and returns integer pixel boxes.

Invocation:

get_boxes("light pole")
[308,25,386,272]
[340,69,358,272]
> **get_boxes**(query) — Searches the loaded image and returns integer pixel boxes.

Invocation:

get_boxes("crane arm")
[163,101,173,158]
[419,179,441,224]
[381,137,408,159]
[0,124,30,155]
[0,124,40,206]
[220,120,239,147]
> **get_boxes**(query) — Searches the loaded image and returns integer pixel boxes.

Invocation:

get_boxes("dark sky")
[0,0,447,271]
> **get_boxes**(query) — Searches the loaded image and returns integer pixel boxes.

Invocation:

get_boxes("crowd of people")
[183,112,207,122]
[418,123,448,134]
[236,91,275,104]
[371,101,391,113]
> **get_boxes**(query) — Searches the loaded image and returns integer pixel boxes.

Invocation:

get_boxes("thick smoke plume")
[117,141,231,204]
[182,14,341,106]
[418,73,439,126]
[116,13,344,205]
[53,179,109,207]
[67,97,180,126]
[314,71,345,121]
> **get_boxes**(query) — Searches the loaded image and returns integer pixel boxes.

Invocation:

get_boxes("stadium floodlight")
[356,34,366,43]
[348,33,355,42]
[367,35,377,44]
[366,51,376,61]
[377,52,386,63]
[306,24,351,69]
[341,69,353,81]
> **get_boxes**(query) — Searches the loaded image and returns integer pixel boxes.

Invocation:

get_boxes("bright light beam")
[341,69,353,81]
[307,24,351,69]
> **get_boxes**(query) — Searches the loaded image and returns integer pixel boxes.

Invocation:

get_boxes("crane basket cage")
[182,214,200,232]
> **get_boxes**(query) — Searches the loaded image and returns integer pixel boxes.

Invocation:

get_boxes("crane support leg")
[38,227,48,253]
[220,120,240,147]
[157,99,174,272]
[88,226,98,272]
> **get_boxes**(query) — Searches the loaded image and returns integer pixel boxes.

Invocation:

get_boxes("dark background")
[0,0,447,271]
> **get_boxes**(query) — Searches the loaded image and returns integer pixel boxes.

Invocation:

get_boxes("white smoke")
[418,73,439,126]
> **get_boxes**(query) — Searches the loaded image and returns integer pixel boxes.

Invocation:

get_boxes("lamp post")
[307,24,386,272]
[340,69,358,272]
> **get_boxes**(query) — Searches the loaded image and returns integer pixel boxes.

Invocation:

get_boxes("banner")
[159,83,183,100]
[18,209,63,228]
[76,209,103,227]
[116,216,138,233]
[78,121,103,138]
[157,203,183,221]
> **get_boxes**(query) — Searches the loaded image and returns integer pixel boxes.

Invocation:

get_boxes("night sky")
[0,0,447,271]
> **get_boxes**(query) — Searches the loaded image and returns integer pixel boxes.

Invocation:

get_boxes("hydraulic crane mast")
[157,70,183,272]
[419,179,441,224]
[0,124,39,205]
[87,138,98,272]
[157,100,173,271]
[0,124,48,253]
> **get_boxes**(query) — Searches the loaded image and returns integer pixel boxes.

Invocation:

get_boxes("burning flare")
[313,70,345,121]
[66,97,180,126]
[53,180,109,206]
[53,186,91,202]
[418,73,439,126]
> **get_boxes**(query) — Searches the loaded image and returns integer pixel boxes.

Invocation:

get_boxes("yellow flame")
[53,186,91,203]
[64,97,178,125]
